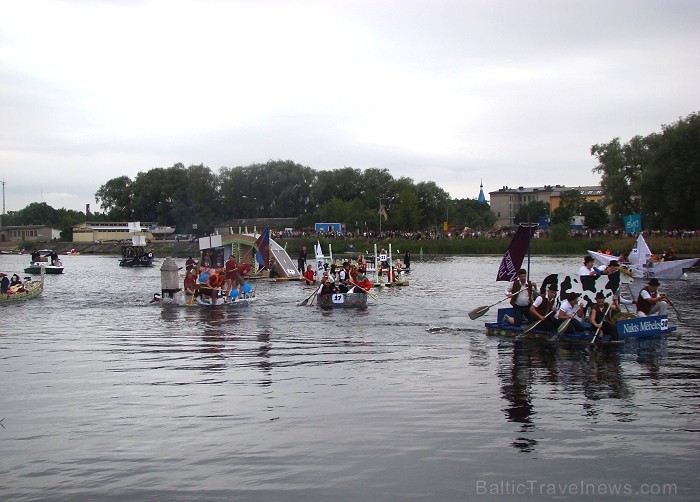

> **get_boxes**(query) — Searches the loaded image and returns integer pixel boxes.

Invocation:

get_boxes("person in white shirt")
[578,255,598,276]
[528,285,559,331]
[502,268,536,326]
[636,278,669,316]
[557,292,586,333]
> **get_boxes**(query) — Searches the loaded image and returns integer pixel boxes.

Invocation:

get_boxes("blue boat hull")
[485,308,675,344]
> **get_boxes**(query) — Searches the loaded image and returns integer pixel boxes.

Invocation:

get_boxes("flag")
[254,228,270,268]
[496,226,536,281]
[379,204,388,221]
[623,213,642,234]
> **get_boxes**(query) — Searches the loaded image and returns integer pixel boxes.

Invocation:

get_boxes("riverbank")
[9,234,700,260]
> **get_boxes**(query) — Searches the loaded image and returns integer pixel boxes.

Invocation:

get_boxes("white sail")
[591,234,699,279]
[315,240,325,272]
[630,235,652,266]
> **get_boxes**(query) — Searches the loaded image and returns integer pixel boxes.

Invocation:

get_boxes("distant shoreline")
[8,235,700,261]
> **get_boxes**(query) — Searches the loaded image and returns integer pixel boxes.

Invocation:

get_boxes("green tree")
[394,187,422,230]
[450,199,496,230]
[591,112,700,229]
[558,189,585,214]
[95,175,134,220]
[514,200,549,225]
[580,201,609,228]
[591,138,640,226]
[414,181,449,230]
[641,114,700,229]
[550,205,574,226]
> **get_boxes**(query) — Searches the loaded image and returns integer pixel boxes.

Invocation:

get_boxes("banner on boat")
[496,226,536,282]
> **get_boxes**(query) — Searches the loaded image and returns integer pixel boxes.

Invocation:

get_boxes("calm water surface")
[1,253,699,501]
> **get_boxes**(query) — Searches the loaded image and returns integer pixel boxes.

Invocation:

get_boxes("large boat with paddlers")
[473,225,678,344]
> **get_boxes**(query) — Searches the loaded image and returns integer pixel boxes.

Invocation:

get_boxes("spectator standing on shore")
[297,246,307,275]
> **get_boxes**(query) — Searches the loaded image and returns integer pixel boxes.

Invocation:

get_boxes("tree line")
[93,162,496,235]
[591,112,700,229]
[2,163,496,236]
[5,112,697,236]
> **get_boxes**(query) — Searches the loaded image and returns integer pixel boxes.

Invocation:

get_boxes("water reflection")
[255,318,273,387]
[497,342,538,453]
[496,337,673,453]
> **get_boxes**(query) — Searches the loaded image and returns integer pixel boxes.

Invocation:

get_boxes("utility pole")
[0,178,5,230]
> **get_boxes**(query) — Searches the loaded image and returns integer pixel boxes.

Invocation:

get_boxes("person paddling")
[590,292,619,338]
[527,284,559,331]
[503,268,535,326]
[557,292,586,333]
[636,278,670,317]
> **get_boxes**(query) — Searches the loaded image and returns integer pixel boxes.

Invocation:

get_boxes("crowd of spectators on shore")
[271,227,700,241]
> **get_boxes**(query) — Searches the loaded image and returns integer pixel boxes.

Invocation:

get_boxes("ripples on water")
[1,254,699,500]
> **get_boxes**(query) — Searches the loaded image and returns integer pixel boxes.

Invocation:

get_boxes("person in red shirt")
[183,269,197,304]
[303,264,317,285]
[225,255,243,294]
[353,269,373,294]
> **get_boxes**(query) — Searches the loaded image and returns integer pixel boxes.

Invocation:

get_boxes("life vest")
[636,286,656,315]
[509,280,533,307]
[592,303,613,323]
[533,295,554,317]
[208,272,224,288]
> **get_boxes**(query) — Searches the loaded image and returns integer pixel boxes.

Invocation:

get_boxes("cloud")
[1,0,698,212]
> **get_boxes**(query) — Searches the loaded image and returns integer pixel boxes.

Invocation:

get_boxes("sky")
[1,0,698,213]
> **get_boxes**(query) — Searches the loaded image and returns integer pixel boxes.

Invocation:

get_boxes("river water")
[1,253,698,501]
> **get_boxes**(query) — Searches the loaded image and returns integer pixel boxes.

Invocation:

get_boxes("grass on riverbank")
[17,235,700,259]
[287,236,700,258]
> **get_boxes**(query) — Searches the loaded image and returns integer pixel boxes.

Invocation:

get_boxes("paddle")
[307,290,319,307]
[523,311,553,334]
[554,317,571,338]
[468,296,509,320]
[300,284,323,306]
[350,280,378,299]
[664,294,683,322]
[298,289,317,306]
[590,302,614,345]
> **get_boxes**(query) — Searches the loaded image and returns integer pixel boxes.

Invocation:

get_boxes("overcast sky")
[1,0,698,213]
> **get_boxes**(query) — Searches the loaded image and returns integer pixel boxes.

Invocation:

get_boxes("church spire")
[477,179,486,203]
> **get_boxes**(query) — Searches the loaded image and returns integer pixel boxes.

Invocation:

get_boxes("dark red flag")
[496,226,536,281]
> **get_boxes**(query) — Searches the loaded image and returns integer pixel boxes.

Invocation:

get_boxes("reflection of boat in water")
[25,249,64,274]
[588,235,699,280]
[317,292,368,309]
